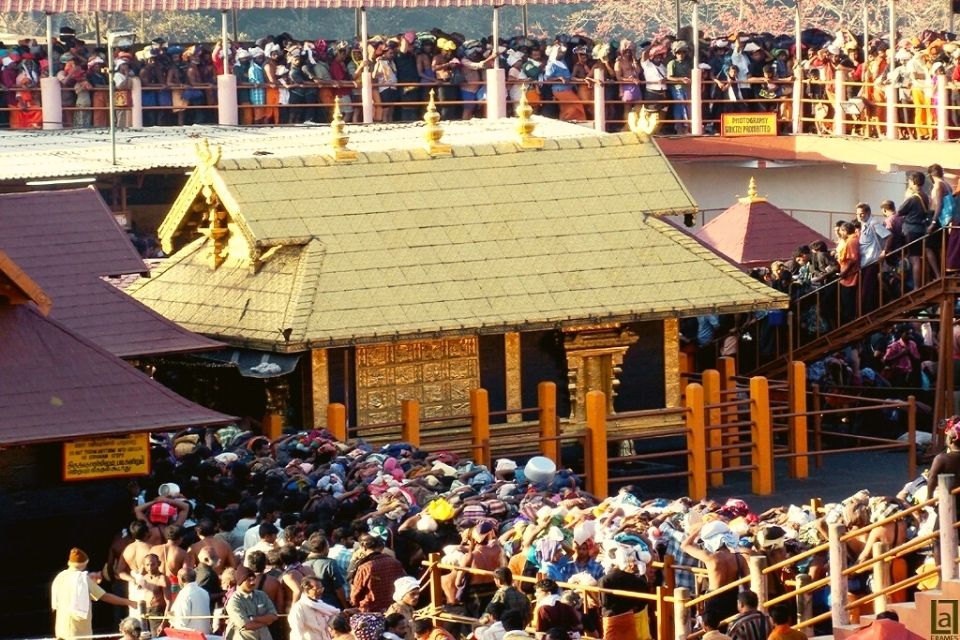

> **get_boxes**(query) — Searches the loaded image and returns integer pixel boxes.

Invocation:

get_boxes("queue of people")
[2,23,958,132]
[53,418,950,640]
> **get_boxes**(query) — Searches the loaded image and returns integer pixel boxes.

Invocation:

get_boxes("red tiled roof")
[1,0,577,11]
[0,188,221,357]
[0,303,234,445]
[694,198,831,268]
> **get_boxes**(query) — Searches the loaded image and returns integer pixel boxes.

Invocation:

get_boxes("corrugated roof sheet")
[694,197,832,268]
[1,0,577,11]
[0,304,234,445]
[0,252,232,445]
[131,128,788,351]
[0,120,595,182]
[0,188,222,357]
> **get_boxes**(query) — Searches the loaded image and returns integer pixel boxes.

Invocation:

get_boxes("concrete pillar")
[690,67,703,135]
[885,84,897,140]
[130,77,143,129]
[592,67,606,132]
[833,68,845,136]
[40,77,63,130]
[939,474,958,581]
[218,73,239,126]
[486,67,507,119]
[936,80,948,142]
[792,76,803,134]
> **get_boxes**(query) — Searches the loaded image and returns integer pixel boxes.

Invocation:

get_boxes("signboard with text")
[63,433,150,481]
[721,112,778,137]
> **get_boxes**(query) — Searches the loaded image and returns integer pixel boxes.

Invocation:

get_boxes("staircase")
[833,578,960,640]
[749,275,960,378]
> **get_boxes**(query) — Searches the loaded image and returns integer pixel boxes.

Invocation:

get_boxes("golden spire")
[627,106,659,137]
[738,176,768,204]
[329,97,358,162]
[423,90,452,157]
[515,85,544,149]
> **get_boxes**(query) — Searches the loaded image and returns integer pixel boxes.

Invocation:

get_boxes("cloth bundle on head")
[350,613,386,640]
[756,526,787,551]
[437,37,457,52]
[535,537,563,566]
[392,576,420,603]
[424,497,455,522]
[944,416,960,441]
[613,544,652,574]
[700,520,737,553]
[148,502,177,525]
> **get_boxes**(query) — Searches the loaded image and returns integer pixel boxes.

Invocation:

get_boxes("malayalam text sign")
[721,112,778,137]
[63,433,150,481]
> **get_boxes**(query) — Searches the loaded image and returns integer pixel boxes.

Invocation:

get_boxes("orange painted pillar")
[401,399,420,447]
[750,376,774,495]
[717,356,740,468]
[685,382,707,501]
[538,382,559,463]
[787,361,809,479]
[327,403,347,442]
[471,388,490,468]
[701,369,724,487]
[263,414,283,440]
[585,390,608,498]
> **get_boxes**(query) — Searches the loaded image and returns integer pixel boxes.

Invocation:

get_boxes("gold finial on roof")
[627,106,659,138]
[423,89,452,157]
[738,176,768,204]
[329,97,358,162]
[515,85,544,149]
[195,138,222,170]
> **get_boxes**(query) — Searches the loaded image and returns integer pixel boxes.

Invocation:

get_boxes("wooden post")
[400,399,420,447]
[471,388,490,468]
[427,552,443,610]
[907,396,917,480]
[717,356,740,468]
[702,369,724,487]
[585,390,608,497]
[657,585,673,640]
[939,474,958,582]
[685,383,707,501]
[936,80,948,142]
[538,382,559,463]
[327,403,347,442]
[662,554,676,593]
[749,555,769,612]
[795,574,814,637]
[871,542,890,613]
[828,523,850,627]
[673,587,691,640]
[787,361,809,479]
[750,376,774,495]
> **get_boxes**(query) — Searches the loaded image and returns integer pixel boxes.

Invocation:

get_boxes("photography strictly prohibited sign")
[63,433,151,481]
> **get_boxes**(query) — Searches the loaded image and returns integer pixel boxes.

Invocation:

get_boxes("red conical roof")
[694,177,831,269]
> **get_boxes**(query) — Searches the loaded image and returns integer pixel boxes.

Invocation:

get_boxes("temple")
[131,114,787,433]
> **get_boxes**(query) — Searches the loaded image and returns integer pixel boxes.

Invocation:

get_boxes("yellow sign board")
[721,112,778,137]
[63,433,151,481]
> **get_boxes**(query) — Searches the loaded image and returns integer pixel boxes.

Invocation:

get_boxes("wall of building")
[673,162,910,238]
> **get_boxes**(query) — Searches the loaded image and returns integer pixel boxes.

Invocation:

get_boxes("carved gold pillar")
[311,349,330,429]
[663,318,681,408]
[563,324,638,421]
[505,332,522,423]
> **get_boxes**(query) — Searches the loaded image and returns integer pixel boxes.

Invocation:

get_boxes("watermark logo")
[931,600,959,640]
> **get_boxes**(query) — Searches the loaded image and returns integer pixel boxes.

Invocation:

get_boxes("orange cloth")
[837,234,861,287]
[603,610,639,640]
[554,88,586,121]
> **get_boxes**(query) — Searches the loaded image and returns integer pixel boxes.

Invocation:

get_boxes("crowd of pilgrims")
[2,23,958,131]
[54,416,959,640]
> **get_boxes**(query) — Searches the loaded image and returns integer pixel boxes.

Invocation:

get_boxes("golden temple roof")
[131,128,787,352]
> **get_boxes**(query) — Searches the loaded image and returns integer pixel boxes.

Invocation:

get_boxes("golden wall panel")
[310,349,329,429]
[663,318,681,408]
[356,337,480,424]
[504,332,522,423]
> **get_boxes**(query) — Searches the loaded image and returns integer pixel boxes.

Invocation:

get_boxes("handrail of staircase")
[793,609,833,631]
[843,566,940,612]
[842,530,939,577]
[684,573,753,608]
[763,575,832,608]
[762,541,831,575]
